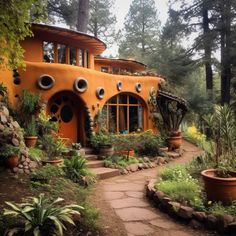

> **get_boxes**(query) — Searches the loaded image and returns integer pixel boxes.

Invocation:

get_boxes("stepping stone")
[149,218,182,230]
[125,222,155,235]
[85,154,98,160]
[104,191,125,200]
[91,167,120,180]
[126,191,144,198]
[86,160,104,168]
[115,207,157,221]
[103,183,144,192]
[166,151,181,158]
[109,197,148,209]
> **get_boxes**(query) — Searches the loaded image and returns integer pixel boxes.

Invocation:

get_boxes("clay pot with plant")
[0,143,20,169]
[40,134,66,165]
[201,105,236,205]
[24,116,38,147]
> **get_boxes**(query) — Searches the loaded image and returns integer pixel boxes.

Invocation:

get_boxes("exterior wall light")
[74,77,88,93]
[96,87,105,99]
[38,74,55,90]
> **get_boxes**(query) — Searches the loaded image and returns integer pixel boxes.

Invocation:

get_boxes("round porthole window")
[38,74,55,90]
[135,82,142,93]
[116,81,122,91]
[60,105,73,123]
[96,87,105,99]
[74,77,88,93]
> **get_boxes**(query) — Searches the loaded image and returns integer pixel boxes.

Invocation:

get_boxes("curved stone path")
[93,141,216,236]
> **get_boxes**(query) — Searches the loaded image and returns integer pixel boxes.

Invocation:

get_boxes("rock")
[24,169,30,174]
[12,167,19,173]
[23,161,28,166]
[143,157,150,162]
[129,163,139,172]
[24,165,29,170]
[120,168,128,175]
[206,214,218,230]
[2,106,9,116]
[156,157,165,165]
[0,123,4,131]
[193,211,207,222]
[29,161,38,169]
[21,149,29,158]
[166,151,181,158]
[159,147,168,152]
[138,163,144,169]
[0,114,7,123]
[146,185,155,199]
[190,219,203,229]
[11,138,19,146]
[161,197,171,207]
[12,121,20,128]
[153,191,165,205]
[217,214,234,232]
[178,206,194,220]
[167,201,181,213]
[143,163,149,169]
[18,169,24,174]
[126,166,131,171]
[18,164,23,169]
[26,158,31,163]
[21,156,26,162]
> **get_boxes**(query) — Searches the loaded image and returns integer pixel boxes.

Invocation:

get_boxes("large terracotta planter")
[5,155,19,169]
[201,169,236,205]
[99,145,114,156]
[118,149,135,157]
[167,134,182,151]
[24,136,38,147]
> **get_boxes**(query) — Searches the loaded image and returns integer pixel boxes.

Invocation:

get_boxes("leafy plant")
[4,193,84,236]
[19,89,42,114]
[0,144,20,157]
[25,115,37,136]
[39,134,66,160]
[63,155,94,185]
[0,82,7,99]
[28,147,45,161]
[90,132,112,149]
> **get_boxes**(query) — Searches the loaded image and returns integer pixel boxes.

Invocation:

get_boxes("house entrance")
[48,91,86,145]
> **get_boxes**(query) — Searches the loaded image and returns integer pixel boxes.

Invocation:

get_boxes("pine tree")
[118,0,160,63]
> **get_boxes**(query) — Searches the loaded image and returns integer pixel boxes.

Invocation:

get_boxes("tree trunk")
[202,1,213,99]
[76,0,90,33]
[220,0,232,105]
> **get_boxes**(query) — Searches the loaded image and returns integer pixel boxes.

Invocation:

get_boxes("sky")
[103,0,169,56]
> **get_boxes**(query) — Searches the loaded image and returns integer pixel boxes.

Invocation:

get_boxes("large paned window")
[102,94,144,134]
[57,44,66,64]
[43,41,54,63]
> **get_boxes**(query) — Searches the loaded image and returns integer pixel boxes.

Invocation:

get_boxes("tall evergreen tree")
[118,0,160,63]
[77,0,90,32]
[88,0,116,44]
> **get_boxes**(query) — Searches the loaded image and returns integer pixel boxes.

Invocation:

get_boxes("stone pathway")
[99,141,215,236]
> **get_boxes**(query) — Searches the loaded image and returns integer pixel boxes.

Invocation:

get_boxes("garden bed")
[146,179,236,234]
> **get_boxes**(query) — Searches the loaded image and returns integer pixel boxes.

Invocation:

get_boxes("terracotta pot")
[99,145,114,156]
[118,149,135,157]
[201,169,236,205]
[5,155,19,169]
[24,136,38,147]
[167,134,182,151]
[42,159,63,166]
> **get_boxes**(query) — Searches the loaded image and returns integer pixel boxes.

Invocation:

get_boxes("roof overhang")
[31,23,106,55]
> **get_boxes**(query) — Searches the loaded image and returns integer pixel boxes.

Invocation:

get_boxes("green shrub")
[156,165,204,210]
[63,155,94,185]
[4,193,83,236]
[29,147,45,161]
[208,201,236,218]
[30,165,62,184]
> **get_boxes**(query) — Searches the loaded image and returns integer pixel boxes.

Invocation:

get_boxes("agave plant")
[4,193,84,236]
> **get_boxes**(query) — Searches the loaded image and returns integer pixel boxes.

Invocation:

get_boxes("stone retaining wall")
[146,179,236,234]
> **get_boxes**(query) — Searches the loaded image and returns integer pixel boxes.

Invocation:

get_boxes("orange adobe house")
[0,24,162,146]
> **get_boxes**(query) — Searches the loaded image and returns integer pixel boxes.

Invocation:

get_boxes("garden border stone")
[146,179,236,234]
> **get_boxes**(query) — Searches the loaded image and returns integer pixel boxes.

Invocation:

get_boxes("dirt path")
[91,141,217,236]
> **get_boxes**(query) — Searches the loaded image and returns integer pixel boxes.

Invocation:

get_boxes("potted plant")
[0,143,20,169]
[201,105,236,205]
[149,82,188,150]
[40,134,66,165]
[90,132,114,156]
[24,116,38,147]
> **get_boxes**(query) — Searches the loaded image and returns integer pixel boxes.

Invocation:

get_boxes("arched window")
[102,94,144,134]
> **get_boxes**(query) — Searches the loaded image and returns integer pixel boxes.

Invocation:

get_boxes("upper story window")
[101,67,109,73]
[43,41,54,63]
[112,67,120,74]
[57,44,66,64]
[70,47,77,65]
